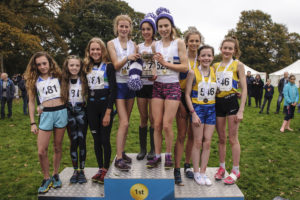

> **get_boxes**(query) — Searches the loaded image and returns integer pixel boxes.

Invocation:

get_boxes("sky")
[124,0,300,53]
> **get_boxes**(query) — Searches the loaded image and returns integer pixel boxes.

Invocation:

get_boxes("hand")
[37,106,43,115]
[235,111,243,123]
[292,102,297,106]
[148,74,157,81]
[192,112,201,127]
[102,113,111,127]
[153,53,166,66]
[31,124,38,135]
[128,53,140,61]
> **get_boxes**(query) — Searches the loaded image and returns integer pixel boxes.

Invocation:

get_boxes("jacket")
[283,82,299,106]
[0,78,15,100]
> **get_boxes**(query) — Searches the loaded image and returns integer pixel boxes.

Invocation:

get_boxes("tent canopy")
[244,65,267,83]
[270,60,300,75]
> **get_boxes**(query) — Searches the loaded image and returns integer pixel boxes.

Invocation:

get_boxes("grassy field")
[0,89,300,200]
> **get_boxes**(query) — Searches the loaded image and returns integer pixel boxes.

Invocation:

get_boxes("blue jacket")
[283,82,299,106]
[0,78,15,100]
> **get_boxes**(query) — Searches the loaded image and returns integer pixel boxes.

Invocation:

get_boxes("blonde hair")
[83,37,110,74]
[113,15,133,39]
[24,51,61,97]
[184,26,204,45]
[61,55,87,104]
[220,36,241,59]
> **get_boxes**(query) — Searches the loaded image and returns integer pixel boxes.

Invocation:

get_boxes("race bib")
[217,71,232,91]
[156,56,176,76]
[197,82,217,101]
[87,70,105,89]
[69,83,83,103]
[37,78,60,102]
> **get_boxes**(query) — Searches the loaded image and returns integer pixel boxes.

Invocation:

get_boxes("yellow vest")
[179,60,198,90]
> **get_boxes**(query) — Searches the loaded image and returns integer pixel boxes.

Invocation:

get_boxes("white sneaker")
[203,175,212,186]
[194,172,204,185]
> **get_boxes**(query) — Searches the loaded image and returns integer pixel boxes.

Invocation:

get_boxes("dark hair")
[289,74,296,80]
[197,45,215,57]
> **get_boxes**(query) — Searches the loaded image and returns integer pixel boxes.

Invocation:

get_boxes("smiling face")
[89,42,102,63]
[157,18,172,39]
[68,58,81,77]
[36,56,50,75]
[117,20,131,38]
[141,22,154,41]
[221,41,235,60]
[187,34,201,53]
[198,48,214,68]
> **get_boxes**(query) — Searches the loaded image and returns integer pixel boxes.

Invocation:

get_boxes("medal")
[163,69,167,74]
[203,98,208,103]
[122,68,127,75]
[90,90,95,96]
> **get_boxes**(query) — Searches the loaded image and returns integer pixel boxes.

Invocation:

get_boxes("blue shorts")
[192,103,216,125]
[116,83,136,99]
[39,105,68,131]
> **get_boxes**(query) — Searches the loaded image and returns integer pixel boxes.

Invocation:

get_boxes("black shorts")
[216,93,239,117]
[180,91,189,113]
[136,85,153,99]
[284,105,295,121]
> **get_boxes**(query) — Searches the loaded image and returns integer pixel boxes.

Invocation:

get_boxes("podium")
[38,154,244,200]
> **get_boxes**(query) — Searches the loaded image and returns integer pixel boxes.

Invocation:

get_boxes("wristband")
[30,122,36,126]
[38,104,44,110]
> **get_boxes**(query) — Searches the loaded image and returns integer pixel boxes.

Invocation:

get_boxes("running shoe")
[122,152,132,164]
[38,179,52,194]
[184,163,194,179]
[115,158,131,171]
[203,175,212,186]
[214,167,225,180]
[99,168,108,184]
[224,170,240,185]
[78,170,87,184]
[174,168,182,185]
[92,169,102,182]
[164,154,173,169]
[146,156,161,168]
[70,170,78,184]
[51,174,62,188]
[194,172,202,185]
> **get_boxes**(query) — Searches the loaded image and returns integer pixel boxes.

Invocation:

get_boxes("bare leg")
[192,123,204,173]
[227,115,241,167]
[216,117,227,164]
[200,124,215,173]
[152,98,164,155]
[52,127,65,175]
[37,130,52,179]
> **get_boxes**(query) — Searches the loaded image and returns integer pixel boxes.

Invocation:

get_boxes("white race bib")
[69,80,83,105]
[156,56,176,76]
[197,82,217,101]
[216,71,232,91]
[37,78,60,103]
[87,70,105,90]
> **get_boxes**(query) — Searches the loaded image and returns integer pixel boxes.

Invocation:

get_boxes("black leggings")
[261,96,272,112]
[67,105,88,169]
[87,98,113,169]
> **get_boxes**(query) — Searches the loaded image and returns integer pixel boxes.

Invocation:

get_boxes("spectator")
[252,74,264,108]
[246,71,254,106]
[18,75,28,115]
[259,79,274,114]
[0,73,15,119]
[275,72,289,114]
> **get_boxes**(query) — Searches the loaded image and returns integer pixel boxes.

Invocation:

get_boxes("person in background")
[246,71,254,106]
[259,79,274,114]
[280,75,299,132]
[275,72,289,114]
[252,74,264,108]
[18,74,28,115]
[0,73,15,119]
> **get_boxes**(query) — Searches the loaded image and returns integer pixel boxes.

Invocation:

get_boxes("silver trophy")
[141,53,155,78]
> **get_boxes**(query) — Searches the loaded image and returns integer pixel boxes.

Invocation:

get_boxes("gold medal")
[122,69,127,75]
[163,69,167,75]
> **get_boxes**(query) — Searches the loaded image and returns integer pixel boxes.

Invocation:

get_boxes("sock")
[155,154,161,158]
[232,165,239,174]
[220,162,225,169]
[165,152,172,156]
[200,173,205,177]
[194,172,200,177]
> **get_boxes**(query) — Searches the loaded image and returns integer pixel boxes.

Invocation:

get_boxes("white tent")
[244,65,267,83]
[269,60,300,87]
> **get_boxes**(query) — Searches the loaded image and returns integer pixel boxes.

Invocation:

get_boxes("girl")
[107,15,139,170]
[84,37,117,183]
[61,55,88,184]
[280,75,299,132]
[185,45,216,186]
[25,52,67,193]
[252,74,264,108]
[259,79,274,114]
[214,37,247,185]
[146,7,188,169]
[174,27,203,184]
[136,13,156,161]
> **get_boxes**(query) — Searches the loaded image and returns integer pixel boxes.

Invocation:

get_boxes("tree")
[287,32,300,61]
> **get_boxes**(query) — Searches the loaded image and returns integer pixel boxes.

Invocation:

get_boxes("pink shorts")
[152,81,181,101]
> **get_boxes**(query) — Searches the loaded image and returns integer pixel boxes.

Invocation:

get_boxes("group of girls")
[25,6,247,194]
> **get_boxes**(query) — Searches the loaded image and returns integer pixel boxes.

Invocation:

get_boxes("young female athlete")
[61,55,88,184]
[136,13,157,160]
[25,52,67,193]
[146,7,188,169]
[84,37,117,183]
[174,27,203,184]
[185,45,216,186]
[214,37,247,185]
[107,15,139,170]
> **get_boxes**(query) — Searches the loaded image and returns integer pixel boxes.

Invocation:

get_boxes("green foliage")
[227,10,299,74]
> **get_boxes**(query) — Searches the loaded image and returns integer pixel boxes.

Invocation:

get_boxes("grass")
[0,89,300,200]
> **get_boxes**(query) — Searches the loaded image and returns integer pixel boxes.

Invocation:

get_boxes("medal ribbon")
[187,52,197,70]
